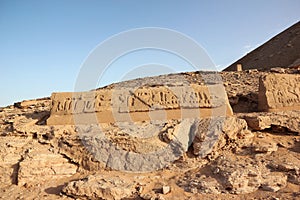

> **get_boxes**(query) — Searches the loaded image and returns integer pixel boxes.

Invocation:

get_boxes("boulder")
[212,156,287,194]
[243,111,300,134]
[63,175,136,200]
[18,144,77,186]
[78,119,195,172]
[193,116,250,157]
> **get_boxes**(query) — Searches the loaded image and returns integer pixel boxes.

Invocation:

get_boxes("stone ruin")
[47,83,233,125]
[1,71,300,199]
[259,73,300,112]
[46,82,236,172]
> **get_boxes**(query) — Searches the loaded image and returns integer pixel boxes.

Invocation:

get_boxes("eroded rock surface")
[48,74,232,125]
[242,111,300,134]
[193,116,250,158]
[0,70,299,200]
[18,144,78,187]
[258,73,300,112]
[63,175,136,200]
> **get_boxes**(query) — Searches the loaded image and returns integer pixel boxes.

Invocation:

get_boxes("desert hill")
[224,21,300,71]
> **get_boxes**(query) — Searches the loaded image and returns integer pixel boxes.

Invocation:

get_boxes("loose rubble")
[0,69,299,200]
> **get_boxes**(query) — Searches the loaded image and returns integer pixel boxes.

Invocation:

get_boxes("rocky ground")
[0,69,300,200]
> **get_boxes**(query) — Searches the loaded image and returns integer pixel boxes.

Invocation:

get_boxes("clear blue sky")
[0,0,299,107]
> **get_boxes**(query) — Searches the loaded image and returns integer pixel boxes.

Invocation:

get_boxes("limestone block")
[18,146,77,186]
[47,84,233,125]
[193,117,249,157]
[63,175,135,200]
[243,111,300,134]
[258,74,300,112]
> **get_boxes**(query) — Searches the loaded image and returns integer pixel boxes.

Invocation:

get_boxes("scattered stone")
[193,116,249,157]
[0,136,31,187]
[18,144,77,186]
[162,185,171,194]
[209,156,283,194]
[252,137,278,154]
[247,69,259,73]
[261,172,287,192]
[270,67,286,73]
[0,69,300,199]
[266,149,300,185]
[63,175,136,200]
[236,64,243,71]
[140,193,153,200]
[243,111,300,134]
[271,197,280,200]
[157,194,166,200]
[189,176,222,194]
[14,98,50,109]
[288,171,300,185]
[190,187,198,194]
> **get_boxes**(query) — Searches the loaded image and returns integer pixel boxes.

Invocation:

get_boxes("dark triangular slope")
[224,21,300,71]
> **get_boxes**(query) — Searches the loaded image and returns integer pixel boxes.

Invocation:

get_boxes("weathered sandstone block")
[211,156,287,194]
[63,174,136,200]
[258,74,300,112]
[47,84,233,125]
[18,145,78,186]
[193,117,249,157]
[78,119,196,172]
[243,111,300,134]
[14,98,50,109]
[0,137,31,187]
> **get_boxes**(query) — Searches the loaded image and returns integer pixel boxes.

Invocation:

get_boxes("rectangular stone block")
[236,64,243,71]
[258,74,300,112]
[47,84,233,125]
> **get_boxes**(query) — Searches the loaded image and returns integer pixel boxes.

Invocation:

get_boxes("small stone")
[63,175,135,199]
[136,186,143,193]
[190,187,198,194]
[270,67,286,73]
[248,69,258,73]
[157,194,166,200]
[257,132,265,138]
[236,64,243,71]
[271,197,280,200]
[252,138,278,154]
[244,111,300,134]
[140,193,152,200]
[162,185,171,194]
[213,168,220,174]
[261,172,287,192]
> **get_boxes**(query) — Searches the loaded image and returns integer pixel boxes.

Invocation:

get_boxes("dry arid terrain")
[0,67,300,200]
[1,21,300,200]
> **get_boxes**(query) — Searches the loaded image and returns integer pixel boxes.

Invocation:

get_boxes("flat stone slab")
[258,73,300,112]
[242,110,300,134]
[47,84,233,125]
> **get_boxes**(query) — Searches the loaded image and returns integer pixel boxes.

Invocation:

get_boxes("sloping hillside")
[224,21,300,71]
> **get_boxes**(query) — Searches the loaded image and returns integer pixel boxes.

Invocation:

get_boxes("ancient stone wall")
[258,74,300,112]
[47,84,233,125]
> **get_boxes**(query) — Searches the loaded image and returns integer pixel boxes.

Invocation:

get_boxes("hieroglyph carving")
[51,84,227,115]
[258,74,300,111]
